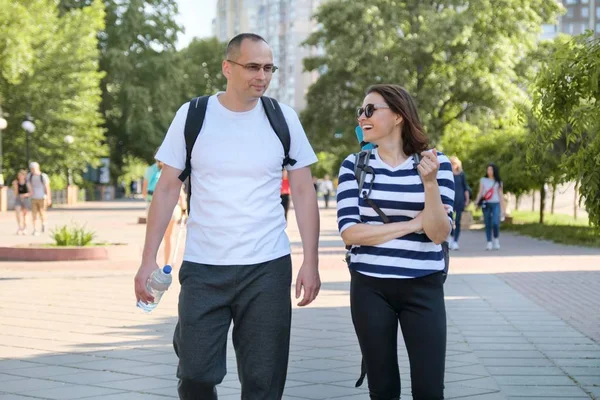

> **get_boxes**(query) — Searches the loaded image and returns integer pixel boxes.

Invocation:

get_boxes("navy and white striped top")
[337,148,455,279]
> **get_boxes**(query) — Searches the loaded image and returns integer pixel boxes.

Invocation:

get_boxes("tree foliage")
[177,37,227,99]
[0,0,106,183]
[440,116,538,197]
[97,0,183,179]
[531,33,600,226]
[301,0,561,156]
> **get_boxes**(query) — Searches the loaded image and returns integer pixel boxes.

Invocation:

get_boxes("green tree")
[0,0,106,184]
[58,0,184,178]
[531,33,600,226]
[0,0,45,89]
[178,37,227,99]
[95,0,182,180]
[311,151,338,179]
[301,0,561,156]
[441,118,535,197]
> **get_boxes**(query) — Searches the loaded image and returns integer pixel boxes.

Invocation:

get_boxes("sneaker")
[451,241,459,250]
[493,239,500,250]
[16,229,23,236]
[486,242,493,251]
[32,230,39,236]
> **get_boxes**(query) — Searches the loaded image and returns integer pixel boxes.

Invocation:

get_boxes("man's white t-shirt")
[156,94,318,265]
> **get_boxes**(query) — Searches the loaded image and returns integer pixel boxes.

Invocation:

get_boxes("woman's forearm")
[422,182,451,244]
[342,219,420,247]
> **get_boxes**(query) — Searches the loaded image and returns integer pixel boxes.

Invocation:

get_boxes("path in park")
[0,200,599,399]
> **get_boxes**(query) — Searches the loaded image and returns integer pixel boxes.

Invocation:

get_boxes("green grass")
[501,210,600,248]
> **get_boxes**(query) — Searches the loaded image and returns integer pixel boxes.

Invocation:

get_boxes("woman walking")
[336,84,454,400]
[12,170,31,235]
[474,163,505,250]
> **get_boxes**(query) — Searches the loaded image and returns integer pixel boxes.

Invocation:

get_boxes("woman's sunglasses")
[356,103,390,119]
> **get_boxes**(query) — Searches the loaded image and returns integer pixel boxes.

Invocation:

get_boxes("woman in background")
[474,163,505,250]
[12,170,31,235]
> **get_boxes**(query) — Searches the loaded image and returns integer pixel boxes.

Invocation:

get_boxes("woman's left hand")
[417,148,440,184]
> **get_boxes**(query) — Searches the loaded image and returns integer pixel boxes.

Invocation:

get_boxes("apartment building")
[542,0,599,40]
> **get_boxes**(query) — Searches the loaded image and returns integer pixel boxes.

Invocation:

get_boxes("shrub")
[51,224,96,247]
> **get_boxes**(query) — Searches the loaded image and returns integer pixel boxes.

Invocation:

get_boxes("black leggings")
[350,271,446,400]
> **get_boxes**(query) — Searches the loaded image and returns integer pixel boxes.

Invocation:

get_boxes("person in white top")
[134,33,320,400]
[320,174,335,208]
[474,163,506,250]
[27,162,51,236]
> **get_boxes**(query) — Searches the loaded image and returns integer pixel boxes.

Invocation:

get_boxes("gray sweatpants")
[173,255,292,400]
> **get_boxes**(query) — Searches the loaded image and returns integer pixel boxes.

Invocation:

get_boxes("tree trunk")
[539,184,546,224]
[551,182,557,214]
[574,181,579,220]
[515,194,521,211]
[531,190,536,212]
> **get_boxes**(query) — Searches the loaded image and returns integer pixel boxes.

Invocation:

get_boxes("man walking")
[134,33,321,399]
[27,162,51,235]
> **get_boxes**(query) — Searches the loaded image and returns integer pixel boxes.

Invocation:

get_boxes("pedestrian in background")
[27,162,51,236]
[281,169,291,220]
[321,174,334,209]
[449,156,470,250]
[12,169,31,235]
[474,163,505,251]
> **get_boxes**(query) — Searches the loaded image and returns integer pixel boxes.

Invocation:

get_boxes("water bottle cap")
[163,265,172,274]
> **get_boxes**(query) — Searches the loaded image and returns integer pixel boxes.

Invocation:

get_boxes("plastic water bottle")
[137,265,173,312]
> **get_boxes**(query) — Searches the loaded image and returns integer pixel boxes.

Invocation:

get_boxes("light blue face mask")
[355,126,375,150]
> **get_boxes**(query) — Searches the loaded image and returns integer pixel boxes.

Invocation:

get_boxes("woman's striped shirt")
[336,148,455,279]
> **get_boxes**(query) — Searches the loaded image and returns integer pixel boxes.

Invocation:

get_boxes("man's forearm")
[293,187,320,264]
[142,184,180,262]
[422,182,450,244]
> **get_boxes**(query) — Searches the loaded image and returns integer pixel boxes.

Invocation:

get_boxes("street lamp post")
[0,112,7,186]
[21,117,36,165]
[64,135,74,186]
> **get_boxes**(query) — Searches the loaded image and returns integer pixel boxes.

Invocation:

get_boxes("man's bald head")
[225,33,268,60]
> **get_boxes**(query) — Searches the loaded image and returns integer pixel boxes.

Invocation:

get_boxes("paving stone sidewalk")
[0,201,598,399]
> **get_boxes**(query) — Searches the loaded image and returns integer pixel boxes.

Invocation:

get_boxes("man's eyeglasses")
[227,59,279,74]
[356,103,390,119]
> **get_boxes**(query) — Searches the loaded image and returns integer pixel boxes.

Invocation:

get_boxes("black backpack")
[177,96,297,213]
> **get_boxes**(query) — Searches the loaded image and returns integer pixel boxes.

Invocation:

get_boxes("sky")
[175,0,217,49]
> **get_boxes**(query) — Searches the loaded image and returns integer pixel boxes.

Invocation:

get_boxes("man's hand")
[295,262,321,307]
[46,198,52,207]
[135,261,158,304]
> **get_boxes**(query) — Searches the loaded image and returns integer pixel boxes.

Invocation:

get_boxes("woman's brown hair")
[365,84,428,155]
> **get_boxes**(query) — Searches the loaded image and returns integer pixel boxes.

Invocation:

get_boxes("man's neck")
[218,90,259,112]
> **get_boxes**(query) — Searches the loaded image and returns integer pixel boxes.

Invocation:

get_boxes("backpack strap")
[261,96,296,168]
[178,96,210,214]
[353,150,371,196]
[177,95,294,215]
[353,150,390,224]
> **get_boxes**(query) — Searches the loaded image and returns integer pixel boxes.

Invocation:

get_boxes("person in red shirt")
[281,169,291,220]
